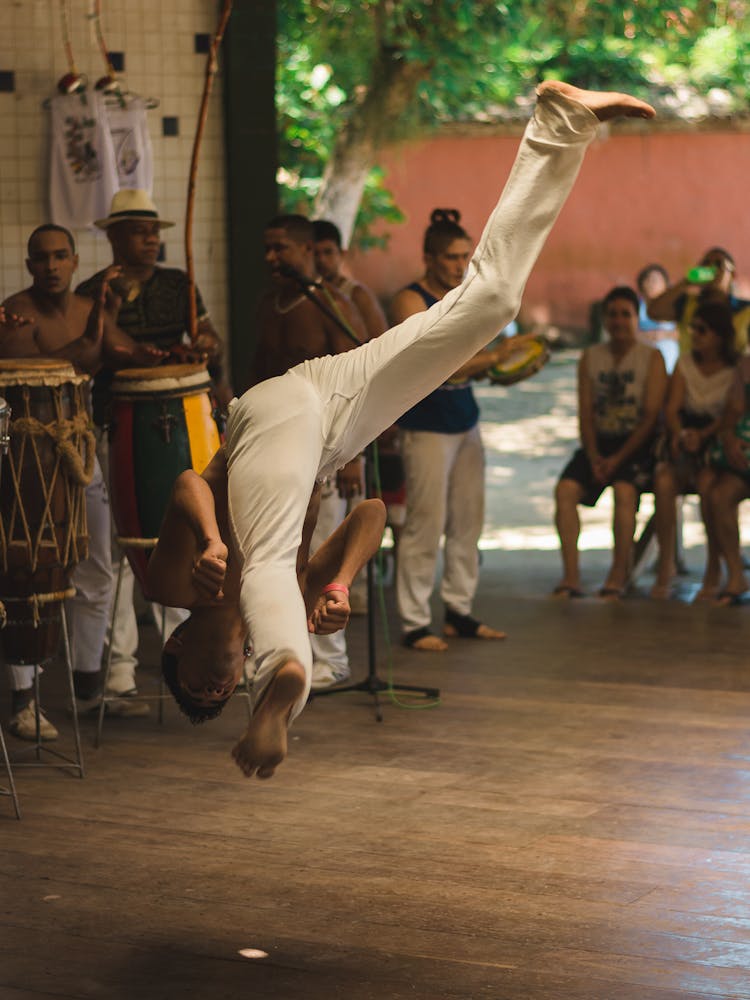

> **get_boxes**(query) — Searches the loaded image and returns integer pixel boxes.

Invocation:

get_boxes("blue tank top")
[396,283,479,434]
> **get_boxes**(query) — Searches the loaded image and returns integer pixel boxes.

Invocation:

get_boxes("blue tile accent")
[0,71,15,93]
[194,33,211,54]
[162,116,179,137]
[108,51,125,72]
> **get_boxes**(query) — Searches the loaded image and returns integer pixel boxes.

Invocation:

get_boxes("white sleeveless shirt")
[677,355,735,421]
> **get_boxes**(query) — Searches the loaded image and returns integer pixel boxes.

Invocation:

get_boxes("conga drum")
[108,363,221,591]
[0,359,94,663]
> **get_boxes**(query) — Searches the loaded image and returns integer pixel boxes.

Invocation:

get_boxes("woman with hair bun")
[389,208,520,650]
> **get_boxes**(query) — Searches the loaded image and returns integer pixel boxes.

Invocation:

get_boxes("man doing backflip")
[148,82,655,781]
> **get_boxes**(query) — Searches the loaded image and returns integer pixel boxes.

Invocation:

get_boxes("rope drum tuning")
[10,412,95,487]
[0,588,76,628]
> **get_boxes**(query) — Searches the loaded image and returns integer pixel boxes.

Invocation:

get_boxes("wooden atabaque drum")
[0,359,94,663]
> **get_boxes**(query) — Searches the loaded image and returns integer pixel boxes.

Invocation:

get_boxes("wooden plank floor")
[2,555,749,1000]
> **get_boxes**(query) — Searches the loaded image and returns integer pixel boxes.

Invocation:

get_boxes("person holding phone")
[647,247,750,357]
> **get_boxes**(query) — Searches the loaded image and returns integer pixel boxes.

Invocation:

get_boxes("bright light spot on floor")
[239,948,268,960]
[42,895,61,901]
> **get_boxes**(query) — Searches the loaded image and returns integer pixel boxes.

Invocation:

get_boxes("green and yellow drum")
[487,338,549,386]
[109,363,221,591]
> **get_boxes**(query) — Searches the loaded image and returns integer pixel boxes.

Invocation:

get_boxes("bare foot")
[694,584,720,602]
[231,659,306,780]
[649,582,673,600]
[444,622,507,640]
[538,80,655,121]
[411,634,448,652]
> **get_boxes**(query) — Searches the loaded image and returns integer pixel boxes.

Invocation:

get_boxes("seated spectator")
[651,303,738,599]
[710,354,750,605]
[554,286,667,599]
[636,263,679,374]
[647,247,750,357]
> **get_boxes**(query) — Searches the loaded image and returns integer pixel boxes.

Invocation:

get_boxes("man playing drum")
[77,190,228,711]
[150,82,655,780]
[0,224,164,738]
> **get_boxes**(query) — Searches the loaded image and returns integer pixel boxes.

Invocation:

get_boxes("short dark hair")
[27,224,76,257]
[602,285,640,314]
[702,245,735,269]
[692,301,739,366]
[312,219,343,248]
[161,619,232,724]
[636,263,668,291]
[265,213,313,244]
[423,209,470,256]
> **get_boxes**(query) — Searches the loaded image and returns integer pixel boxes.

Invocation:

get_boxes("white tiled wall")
[0,0,228,346]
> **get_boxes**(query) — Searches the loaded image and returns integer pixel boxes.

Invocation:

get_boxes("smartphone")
[686,266,717,284]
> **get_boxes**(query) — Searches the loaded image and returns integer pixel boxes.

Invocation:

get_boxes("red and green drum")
[109,363,221,591]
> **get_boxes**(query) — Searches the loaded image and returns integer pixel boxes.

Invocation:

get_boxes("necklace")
[274,293,306,315]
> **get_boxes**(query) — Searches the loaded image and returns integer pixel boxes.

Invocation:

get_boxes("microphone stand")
[282,271,439,720]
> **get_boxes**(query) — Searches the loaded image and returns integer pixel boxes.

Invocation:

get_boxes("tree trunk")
[313,54,429,247]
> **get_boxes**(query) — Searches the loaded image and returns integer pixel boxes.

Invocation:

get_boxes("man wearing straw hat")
[150,83,655,781]
[77,188,229,710]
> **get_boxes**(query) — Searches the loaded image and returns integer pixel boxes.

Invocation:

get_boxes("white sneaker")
[310,661,351,691]
[75,689,150,717]
[104,688,150,718]
[9,701,59,741]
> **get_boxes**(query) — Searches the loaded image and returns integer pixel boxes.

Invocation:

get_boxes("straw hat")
[95,189,174,230]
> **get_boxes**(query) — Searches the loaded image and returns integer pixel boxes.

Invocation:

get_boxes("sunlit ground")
[476,351,750,553]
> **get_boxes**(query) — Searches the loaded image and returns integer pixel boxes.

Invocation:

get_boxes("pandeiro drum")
[487,339,549,386]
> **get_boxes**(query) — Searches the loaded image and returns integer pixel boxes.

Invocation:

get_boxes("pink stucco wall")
[350,128,750,331]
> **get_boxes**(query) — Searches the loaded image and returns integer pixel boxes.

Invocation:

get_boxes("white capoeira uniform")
[224,88,599,721]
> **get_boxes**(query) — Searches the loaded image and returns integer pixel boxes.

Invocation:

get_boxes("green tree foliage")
[278,1,750,245]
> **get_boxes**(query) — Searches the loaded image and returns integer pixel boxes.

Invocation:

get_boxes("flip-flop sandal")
[715,591,744,607]
[552,585,585,598]
[598,587,624,600]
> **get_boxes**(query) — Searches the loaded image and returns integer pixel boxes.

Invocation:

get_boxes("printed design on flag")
[64,114,102,182]
[111,127,140,180]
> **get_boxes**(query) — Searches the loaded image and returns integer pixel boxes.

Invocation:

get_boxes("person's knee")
[612,482,637,512]
[652,466,674,498]
[555,478,581,510]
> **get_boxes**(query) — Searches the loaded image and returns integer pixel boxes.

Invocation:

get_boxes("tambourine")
[487,339,549,386]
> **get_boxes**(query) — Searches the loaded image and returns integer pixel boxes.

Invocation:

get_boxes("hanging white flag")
[49,90,119,230]
[106,96,154,194]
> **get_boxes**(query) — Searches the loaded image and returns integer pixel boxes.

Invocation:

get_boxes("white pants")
[8,458,113,690]
[397,424,485,633]
[224,89,598,721]
[309,482,350,677]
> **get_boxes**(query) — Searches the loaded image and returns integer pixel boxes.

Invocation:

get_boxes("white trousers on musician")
[7,457,113,690]
[396,424,485,634]
[224,88,598,722]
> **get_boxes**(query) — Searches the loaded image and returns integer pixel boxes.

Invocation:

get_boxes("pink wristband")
[322,583,349,597]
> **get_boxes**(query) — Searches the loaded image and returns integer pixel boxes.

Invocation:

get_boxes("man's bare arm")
[147,468,227,607]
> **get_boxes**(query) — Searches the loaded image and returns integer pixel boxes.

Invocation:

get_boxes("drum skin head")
[113,362,207,381]
[488,340,549,386]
